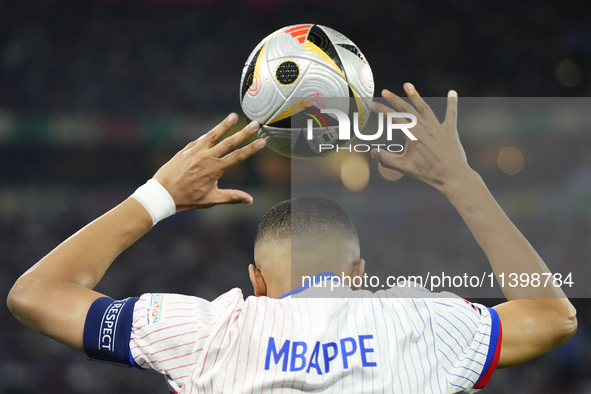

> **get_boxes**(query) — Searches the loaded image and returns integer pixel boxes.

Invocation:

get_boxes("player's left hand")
[368,83,473,193]
[153,113,266,212]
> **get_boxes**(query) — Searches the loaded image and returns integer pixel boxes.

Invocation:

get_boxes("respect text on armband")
[99,300,125,352]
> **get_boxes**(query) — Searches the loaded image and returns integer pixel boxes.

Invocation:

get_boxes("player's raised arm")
[369,84,577,368]
[6,114,265,352]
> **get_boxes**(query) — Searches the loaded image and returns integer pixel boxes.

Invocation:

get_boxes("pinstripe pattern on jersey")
[129,279,499,393]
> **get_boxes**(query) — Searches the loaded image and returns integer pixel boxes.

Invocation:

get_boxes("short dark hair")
[255,197,359,246]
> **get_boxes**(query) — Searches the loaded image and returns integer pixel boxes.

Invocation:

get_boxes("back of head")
[255,196,359,248]
[254,197,360,292]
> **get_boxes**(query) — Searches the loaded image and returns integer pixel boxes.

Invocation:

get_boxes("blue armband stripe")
[83,296,139,367]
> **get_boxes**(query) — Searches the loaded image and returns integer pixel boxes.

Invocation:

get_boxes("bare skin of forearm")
[442,170,576,367]
[9,198,152,350]
[7,115,264,353]
[21,198,151,289]
[442,170,566,300]
[371,84,576,368]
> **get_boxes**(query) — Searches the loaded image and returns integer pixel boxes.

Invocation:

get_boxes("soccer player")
[7,84,576,393]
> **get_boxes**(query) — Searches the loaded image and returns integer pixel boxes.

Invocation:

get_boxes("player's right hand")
[153,113,265,212]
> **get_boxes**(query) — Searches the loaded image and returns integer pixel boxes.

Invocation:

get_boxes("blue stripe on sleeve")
[129,348,146,370]
[478,308,501,379]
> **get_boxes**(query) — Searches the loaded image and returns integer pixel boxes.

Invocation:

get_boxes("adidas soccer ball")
[240,24,374,159]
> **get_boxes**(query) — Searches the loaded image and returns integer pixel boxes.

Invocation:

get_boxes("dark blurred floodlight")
[555,60,583,88]
[497,146,524,175]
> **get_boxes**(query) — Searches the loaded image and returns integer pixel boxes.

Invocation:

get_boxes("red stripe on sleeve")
[473,319,503,389]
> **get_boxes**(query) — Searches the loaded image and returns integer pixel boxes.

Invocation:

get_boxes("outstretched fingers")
[221,137,266,170]
[213,188,255,205]
[199,113,240,149]
[444,90,458,127]
[211,120,260,158]
[402,83,438,121]
[381,89,417,116]
[368,100,394,115]
[370,148,408,174]
[369,100,414,142]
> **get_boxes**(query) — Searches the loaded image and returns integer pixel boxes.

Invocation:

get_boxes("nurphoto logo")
[305,108,418,153]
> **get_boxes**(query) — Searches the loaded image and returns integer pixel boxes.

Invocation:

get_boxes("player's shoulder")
[368,285,491,321]
[374,282,460,300]
[211,287,245,306]
[135,288,246,319]
[137,287,244,304]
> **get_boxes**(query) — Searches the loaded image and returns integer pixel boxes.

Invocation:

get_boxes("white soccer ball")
[240,24,374,159]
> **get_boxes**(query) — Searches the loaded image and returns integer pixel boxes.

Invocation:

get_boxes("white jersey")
[126,273,501,394]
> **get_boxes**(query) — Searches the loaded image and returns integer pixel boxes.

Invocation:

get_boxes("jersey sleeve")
[429,298,502,392]
[83,288,243,391]
[129,289,243,387]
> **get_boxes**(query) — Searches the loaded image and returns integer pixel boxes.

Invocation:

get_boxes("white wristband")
[131,179,176,226]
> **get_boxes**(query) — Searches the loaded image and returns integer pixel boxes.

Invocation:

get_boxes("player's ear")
[249,264,267,297]
[350,258,365,291]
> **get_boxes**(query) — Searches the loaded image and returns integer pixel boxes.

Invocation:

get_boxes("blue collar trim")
[279,272,340,299]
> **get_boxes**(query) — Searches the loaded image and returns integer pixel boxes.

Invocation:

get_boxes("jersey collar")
[279,271,339,299]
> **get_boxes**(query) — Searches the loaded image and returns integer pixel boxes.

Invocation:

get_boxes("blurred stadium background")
[1,0,591,393]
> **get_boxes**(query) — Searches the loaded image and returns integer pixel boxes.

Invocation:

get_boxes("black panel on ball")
[240,46,263,100]
[307,25,346,76]
[337,43,366,61]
